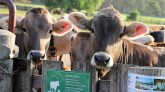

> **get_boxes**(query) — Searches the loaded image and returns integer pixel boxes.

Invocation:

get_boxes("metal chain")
[0,66,12,77]
[0,66,23,77]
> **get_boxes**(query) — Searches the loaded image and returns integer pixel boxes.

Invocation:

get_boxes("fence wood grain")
[96,64,135,92]
[0,59,13,92]
[97,80,111,92]
[129,67,165,76]
[110,64,135,92]
[13,58,31,92]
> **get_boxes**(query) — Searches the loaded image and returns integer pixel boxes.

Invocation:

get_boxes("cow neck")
[117,39,134,64]
[23,32,29,56]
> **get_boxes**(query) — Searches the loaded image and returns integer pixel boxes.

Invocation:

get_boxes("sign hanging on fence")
[44,70,91,92]
[128,72,165,92]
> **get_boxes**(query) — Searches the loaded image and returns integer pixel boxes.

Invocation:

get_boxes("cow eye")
[22,28,27,32]
[90,28,94,33]
[49,30,53,33]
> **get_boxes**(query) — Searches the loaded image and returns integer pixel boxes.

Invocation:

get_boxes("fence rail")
[1,58,165,92]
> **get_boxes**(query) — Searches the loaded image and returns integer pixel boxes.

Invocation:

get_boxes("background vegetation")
[0,0,165,25]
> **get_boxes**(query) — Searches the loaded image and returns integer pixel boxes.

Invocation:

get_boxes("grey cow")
[0,8,72,60]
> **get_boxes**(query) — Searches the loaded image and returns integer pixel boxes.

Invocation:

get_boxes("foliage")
[127,10,140,21]
[145,0,161,17]
[102,0,164,18]
[43,0,104,14]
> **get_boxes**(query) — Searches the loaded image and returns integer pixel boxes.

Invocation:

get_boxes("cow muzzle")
[27,50,46,60]
[91,52,113,69]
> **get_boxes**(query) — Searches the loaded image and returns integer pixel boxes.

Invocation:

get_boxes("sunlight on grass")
[0,8,26,16]
[15,3,45,8]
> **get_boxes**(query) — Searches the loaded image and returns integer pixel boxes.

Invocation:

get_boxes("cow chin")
[91,52,114,69]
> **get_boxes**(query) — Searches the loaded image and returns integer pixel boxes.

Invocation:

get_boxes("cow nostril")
[94,55,100,62]
[104,58,110,64]
[41,54,45,59]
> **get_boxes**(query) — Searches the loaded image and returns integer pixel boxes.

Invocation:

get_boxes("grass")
[121,14,165,25]
[15,2,45,8]
[0,8,26,16]
[0,8,61,19]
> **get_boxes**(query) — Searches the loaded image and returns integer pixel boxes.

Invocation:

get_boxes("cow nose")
[30,52,45,59]
[27,50,46,60]
[94,54,110,66]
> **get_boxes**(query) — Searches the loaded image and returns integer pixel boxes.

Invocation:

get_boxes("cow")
[12,8,73,92]
[150,30,165,42]
[47,12,87,60]
[47,12,87,70]
[148,25,165,32]
[124,22,165,44]
[70,6,165,79]
[0,8,73,63]
[128,30,165,45]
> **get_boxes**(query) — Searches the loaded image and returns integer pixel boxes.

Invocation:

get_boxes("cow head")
[71,7,149,69]
[18,8,72,59]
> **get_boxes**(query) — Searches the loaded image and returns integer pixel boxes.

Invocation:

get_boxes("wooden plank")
[129,66,165,76]
[109,64,135,92]
[0,59,13,92]
[42,60,63,92]
[32,74,42,90]
[71,61,98,92]
[97,80,111,92]
[13,58,31,92]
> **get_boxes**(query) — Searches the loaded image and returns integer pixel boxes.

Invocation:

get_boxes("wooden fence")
[1,58,165,92]
[0,59,137,92]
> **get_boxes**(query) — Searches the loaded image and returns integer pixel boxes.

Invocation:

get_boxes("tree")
[145,0,161,16]
[43,0,104,14]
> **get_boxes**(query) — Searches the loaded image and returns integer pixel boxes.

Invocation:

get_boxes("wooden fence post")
[71,61,98,92]
[42,60,63,92]
[0,59,13,92]
[97,80,111,92]
[97,64,135,92]
[110,64,135,92]
[13,58,31,92]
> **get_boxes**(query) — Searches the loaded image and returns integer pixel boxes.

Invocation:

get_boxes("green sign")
[44,70,91,92]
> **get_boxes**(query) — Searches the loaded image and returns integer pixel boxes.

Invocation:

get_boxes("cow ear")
[51,19,73,36]
[16,20,23,28]
[125,22,149,37]
[16,18,27,32]
[66,12,91,30]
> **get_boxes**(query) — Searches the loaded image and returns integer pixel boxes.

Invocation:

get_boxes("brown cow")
[0,8,72,60]
[47,12,87,60]
[70,6,165,79]
[148,25,165,32]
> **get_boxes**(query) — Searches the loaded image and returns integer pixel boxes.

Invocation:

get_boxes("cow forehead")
[27,8,54,23]
[29,8,49,15]
[95,7,122,19]
[91,7,124,32]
